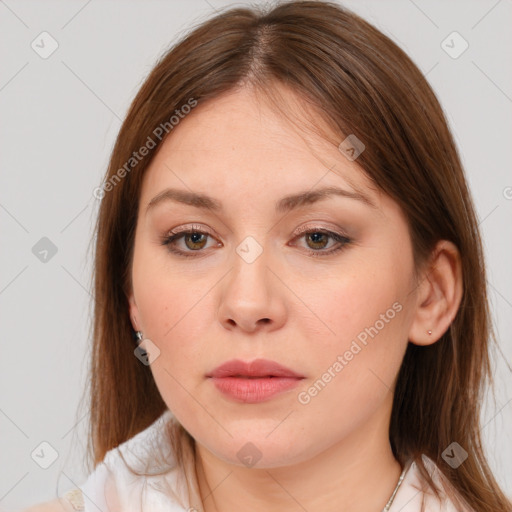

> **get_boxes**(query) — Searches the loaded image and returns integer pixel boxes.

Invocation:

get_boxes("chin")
[198,429,311,469]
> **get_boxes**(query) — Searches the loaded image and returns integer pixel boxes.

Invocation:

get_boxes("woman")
[23,1,511,511]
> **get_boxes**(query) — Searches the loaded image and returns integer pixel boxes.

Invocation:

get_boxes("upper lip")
[207,358,304,378]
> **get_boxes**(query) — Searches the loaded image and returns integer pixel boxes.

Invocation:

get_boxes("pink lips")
[207,358,305,403]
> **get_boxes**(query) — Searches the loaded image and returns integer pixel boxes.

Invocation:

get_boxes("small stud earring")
[427,330,432,335]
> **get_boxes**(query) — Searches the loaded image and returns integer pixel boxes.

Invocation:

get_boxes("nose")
[217,245,287,334]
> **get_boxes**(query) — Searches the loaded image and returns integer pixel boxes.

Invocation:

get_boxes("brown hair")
[80,1,511,510]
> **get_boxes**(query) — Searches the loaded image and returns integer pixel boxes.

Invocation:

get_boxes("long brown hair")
[80,1,511,510]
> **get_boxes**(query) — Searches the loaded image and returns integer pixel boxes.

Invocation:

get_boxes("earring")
[427,330,432,335]
[134,330,144,344]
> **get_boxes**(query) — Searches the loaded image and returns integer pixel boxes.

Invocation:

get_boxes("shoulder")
[29,410,184,512]
[21,489,84,512]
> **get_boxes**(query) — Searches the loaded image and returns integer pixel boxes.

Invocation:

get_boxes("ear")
[127,290,141,332]
[408,240,463,346]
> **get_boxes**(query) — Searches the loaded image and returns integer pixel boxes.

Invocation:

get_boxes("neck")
[194,396,402,512]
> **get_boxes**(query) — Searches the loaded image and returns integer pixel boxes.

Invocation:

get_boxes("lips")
[207,358,305,403]
[207,358,304,379]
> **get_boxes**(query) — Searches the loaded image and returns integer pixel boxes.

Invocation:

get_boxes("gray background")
[1,0,511,509]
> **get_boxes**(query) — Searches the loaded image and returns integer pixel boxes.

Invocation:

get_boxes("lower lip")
[209,376,303,403]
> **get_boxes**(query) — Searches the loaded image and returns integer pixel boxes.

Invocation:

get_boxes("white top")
[73,409,472,512]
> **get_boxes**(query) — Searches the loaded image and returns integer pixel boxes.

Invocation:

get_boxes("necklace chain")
[382,462,410,512]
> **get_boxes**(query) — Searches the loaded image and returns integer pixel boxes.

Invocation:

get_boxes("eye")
[161,227,220,258]
[290,228,352,257]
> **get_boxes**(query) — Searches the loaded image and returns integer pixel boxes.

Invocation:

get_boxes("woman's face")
[128,86,419,468]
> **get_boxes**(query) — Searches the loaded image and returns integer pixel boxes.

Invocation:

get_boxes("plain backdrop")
[1,0,511,509]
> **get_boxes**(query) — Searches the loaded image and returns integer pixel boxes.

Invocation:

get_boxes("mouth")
[206,359,305,403]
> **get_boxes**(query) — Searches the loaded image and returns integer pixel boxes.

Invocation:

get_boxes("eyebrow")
[145,185,377,216]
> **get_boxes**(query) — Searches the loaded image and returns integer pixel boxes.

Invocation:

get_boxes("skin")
[127,85,463,512]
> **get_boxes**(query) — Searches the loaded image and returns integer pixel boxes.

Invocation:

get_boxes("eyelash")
[160,226,352,258]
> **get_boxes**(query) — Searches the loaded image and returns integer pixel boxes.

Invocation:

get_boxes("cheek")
[307,297,406,396]
[294,290,407,447]
[132,257,209,414]
[132,247,215,371]
[302,263,409,397]
[133,242,205,340]
[139,288,210,418]
[302,265,402,340]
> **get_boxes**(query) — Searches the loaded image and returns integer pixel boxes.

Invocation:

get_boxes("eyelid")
[166,223,216,236]
[291,222,349,239]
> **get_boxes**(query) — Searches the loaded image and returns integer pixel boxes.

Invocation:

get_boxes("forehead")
[140,86,381,211]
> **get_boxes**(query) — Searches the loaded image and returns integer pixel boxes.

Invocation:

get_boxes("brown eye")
[183,232,208,250]
[161,229,219,257]
[292,229,352,258]
[305,232,330,250]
